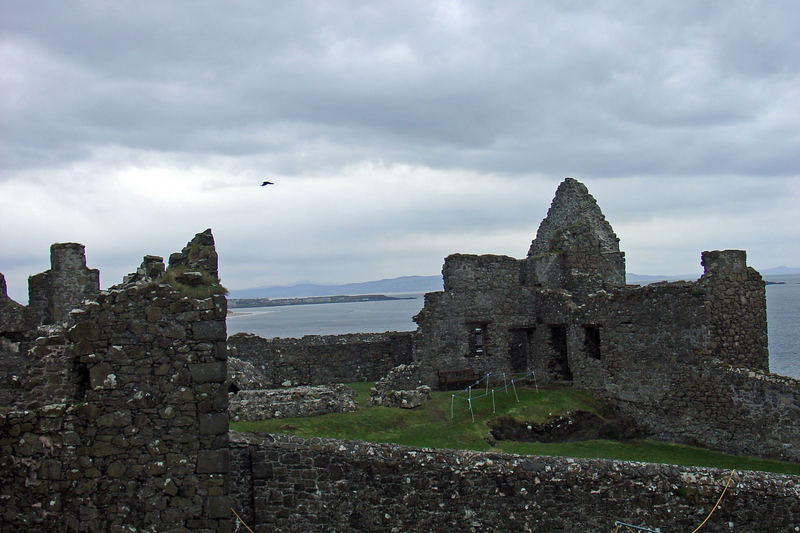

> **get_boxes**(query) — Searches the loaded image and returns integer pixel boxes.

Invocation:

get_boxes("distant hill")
[626,273,698,284]
[231,267,799,298]
[227,275,443,299]
[627,266,800,285]
[760,266,800,276]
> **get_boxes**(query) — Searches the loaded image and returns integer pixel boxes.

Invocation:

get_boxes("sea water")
[766,273,800,379]
[227,279,800,379]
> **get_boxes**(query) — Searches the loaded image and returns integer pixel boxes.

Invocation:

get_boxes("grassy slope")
[230,382,800,476]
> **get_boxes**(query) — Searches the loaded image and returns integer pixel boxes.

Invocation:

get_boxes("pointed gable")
[528,177,621,257]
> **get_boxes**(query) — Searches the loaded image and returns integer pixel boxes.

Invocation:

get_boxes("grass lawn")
[230,382,800,476]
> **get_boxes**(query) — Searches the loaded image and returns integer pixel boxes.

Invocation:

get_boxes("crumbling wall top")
[27,242,100,325]
[701,249,748,276]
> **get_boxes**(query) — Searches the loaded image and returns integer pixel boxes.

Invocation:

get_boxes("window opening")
[583,325,601,360]
[467,322,489,357]
[548,324,572,381]
[508,328,534,373]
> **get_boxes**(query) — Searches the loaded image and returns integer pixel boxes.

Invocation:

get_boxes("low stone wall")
[622,365,800,463]
[229,384,357,421]
[229,432,800,532]
[227,331,414,387]
[369,364,431,408]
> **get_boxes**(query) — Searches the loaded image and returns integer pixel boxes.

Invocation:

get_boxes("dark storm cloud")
[3,1,798,178]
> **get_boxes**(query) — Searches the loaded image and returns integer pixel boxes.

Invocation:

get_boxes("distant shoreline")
[228,294,414,309]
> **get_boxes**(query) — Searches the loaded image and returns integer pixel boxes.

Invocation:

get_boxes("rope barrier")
[690,469,736,533]
[612,521,659,532]
[231,508,255,533]
[611,469,736,533]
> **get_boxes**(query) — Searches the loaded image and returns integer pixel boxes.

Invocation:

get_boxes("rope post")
[492,389,496,414]
[450,394,454,420]
[511,379,519,403]
[468,398,474,423]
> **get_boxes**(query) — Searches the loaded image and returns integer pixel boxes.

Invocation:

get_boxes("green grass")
[231,382,800,476]
[154,266,227,299]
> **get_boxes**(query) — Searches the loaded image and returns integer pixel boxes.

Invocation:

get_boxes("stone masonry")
[1,230,232,531]
[412,177,797,462]
[28,242,100,326]
[227,331,414,387]
[229,432,799,532]
[229,384,357,422]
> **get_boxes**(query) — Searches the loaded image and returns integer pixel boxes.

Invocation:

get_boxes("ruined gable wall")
[526,178,626,296]
[413,254,538,387]
[229,432,800,532]
[227,331,413,387]
[1,282,232,531]
[28,243,100,325]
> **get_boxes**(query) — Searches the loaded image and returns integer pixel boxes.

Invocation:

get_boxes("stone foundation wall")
[229,432,800,532]
[227,331,413,387]
[229,384,357,421]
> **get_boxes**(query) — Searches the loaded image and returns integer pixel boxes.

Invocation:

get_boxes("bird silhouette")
[261,180,275,186]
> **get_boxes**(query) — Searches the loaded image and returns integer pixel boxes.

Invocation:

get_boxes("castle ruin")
[411,178,795,460]
[1,179,799,531]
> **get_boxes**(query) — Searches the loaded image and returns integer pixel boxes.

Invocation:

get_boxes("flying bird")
[261,180,275,186]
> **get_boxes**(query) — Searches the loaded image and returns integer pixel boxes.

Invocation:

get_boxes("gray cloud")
[1,1,799,302]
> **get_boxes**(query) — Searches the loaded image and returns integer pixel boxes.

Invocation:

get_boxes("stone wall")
[409,177,790,462]
[574,279,798,462]
[227,331,414,387]
[28,242,100,325]
[413,254,539,387]
[1,273,39,404]
[229,432,800,532]
[700,250,769,371]
[229,384,357,421]
[1,232,233,531]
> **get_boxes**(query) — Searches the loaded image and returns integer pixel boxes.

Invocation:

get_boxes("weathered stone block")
[193,320,226,341]
[190,362,227,384]
[197,450,229,473]
[89,363,116,390]
[199,413,229,435]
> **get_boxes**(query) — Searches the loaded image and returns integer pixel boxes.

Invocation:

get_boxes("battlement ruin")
[1,230,230,530]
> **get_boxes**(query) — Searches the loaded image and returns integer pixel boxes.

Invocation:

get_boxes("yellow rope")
[231,508,255,533]
[690,469,736,533]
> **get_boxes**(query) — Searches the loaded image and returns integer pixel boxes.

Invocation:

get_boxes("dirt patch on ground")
[489,410,641,442]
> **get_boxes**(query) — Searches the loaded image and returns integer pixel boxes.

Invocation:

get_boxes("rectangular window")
[548,324,572,381]
[583,325,601,360]
[467,322,489,357]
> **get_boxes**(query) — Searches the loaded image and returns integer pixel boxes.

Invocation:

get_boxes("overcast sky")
[2,1,798,303]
